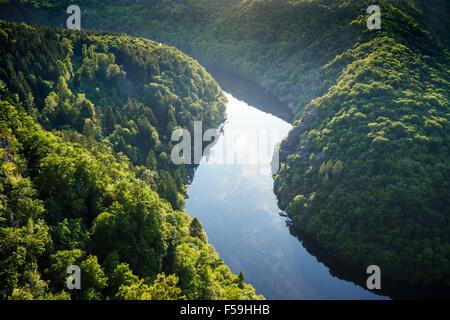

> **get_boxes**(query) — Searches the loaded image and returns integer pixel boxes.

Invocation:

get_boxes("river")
[185,70,387,300]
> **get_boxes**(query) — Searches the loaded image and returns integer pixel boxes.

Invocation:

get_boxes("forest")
[0,0,449,293]
[0,20,262,300]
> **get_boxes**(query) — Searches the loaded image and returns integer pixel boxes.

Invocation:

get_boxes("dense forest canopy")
[0,20,262,300]
[0,0,449,292]
[2,0,447,116]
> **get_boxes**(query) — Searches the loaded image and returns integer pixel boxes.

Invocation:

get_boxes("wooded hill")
[0,20,262,300]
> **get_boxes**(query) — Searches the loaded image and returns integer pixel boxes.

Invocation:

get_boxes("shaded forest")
[0,0,449,291]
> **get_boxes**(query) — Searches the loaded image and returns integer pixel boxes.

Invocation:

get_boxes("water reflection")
[185,88,385,299]
[185,69,449,300]
[206,67,293,123]
[290,226,450,300]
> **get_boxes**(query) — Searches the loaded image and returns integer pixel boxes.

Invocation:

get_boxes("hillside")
[0,20,262,300]
[0,0,449,289]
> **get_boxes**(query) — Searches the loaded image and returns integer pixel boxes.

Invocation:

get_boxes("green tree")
[189,218,207,243]
[238,271,245,289]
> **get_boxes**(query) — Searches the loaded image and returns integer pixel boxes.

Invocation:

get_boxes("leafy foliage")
[0,0,449,289]
[0,21,261,300]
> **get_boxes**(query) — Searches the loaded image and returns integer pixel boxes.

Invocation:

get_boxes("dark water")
[185,71,388,300]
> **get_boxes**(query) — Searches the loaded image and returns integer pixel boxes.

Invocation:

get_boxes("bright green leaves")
[116,273,184,300]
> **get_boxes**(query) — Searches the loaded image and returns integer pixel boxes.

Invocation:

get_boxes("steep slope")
[0,20,262,300]
[275,35,449,286]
